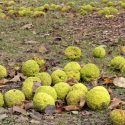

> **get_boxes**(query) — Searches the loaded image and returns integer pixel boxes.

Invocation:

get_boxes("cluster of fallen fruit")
[0,0,125,19]
[0,45,125,125]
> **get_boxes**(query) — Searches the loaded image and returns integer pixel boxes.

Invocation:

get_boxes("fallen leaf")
[9,74,21,82]
[66,78,78,86]
[79,97,86,108]
[24,40,38,44]
[113,77,125,88]
[91,80,98,86]
[0,114,7,121]
[71,111,79,115]
[0,79,9,85]
[45,105,56,115]
[32,82,41,93]
[108,98,125,110]
[30,119,40,124]
[24,101,33,110]
[103,77,113,85]
[38,45,48,53]
[63,105,80,111]
[21,23,33,30]
[12,106,27,115]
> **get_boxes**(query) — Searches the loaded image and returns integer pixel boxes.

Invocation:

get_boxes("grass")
[0,0,125,124]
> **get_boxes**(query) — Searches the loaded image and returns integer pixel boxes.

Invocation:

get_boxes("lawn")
[0,0,125,125]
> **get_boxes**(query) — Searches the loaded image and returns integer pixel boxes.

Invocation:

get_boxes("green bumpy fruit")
[22,60,40,77]
[33,56,46,69]
[51,69,67,85]
[64,62,81,81]
[70,83,88,93]
[35,72,52,86]
[80,63,100,82]
[36,86,57,100]
[4,89,25,107]
[22,77,41,99]
[66,90,85,105]
[0,93,4,107]
[85,86,110,110]
[110,109,125,125]
[93,47,106,58]
[64,46,82,59]
[0,65,7,80]
[64,62,81,72]
[110,56,125,69]
[65,70,80,81]
[80,4,94,12]
[53,82,70,100]
[33,92,55,111]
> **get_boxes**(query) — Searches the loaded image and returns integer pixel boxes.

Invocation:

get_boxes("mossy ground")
[0,0,125,124]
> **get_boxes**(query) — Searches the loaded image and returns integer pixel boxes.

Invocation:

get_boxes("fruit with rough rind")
[0,93,4,107]
[4,89,25,107]
[33,92,55,111]
[53,82,70,100]
[0,65,7,80]
[51,69,67,85]
[22,60,40,77]
[85,86,110,110]
[110,109,125,125]
[22,77,41,99]
[80,63,100,82]
[36,86,57,100]
[64,46,82,59]
[93,47,106,58]
[35,72,52,86]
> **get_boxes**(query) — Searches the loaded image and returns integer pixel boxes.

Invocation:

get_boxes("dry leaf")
[63,105,80,111]
[32,82,41,93]
[21,23,33,30]
[66,78,78,86]
[12,106,27,115]
[113,77,125,88]
[30,119,40,124]
[103,77,113,85]
[24,41,38,44]
[9,74,21,82]
[108,98,125,110]
[38,45,48,53]
[79,97,86,108]
[0,79,9,85]
[45,105,56,115]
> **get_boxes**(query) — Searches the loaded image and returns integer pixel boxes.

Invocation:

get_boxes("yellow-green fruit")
[7,1,15,6]
[4,89,25,107]
[51,69,67,85]
[102,0,109,3]
[33,92,55,111]
[80,63,100,82]
[64,46,82,60]
[22,60,40,77]
[85,86,110,110]
[0,93,4,107]
[70,83,88,93]
[110,56,125,69]
[22,77,41,99]
[110,109,125,125]
[43,4,50,10]
[0,65,7,80]
[65,70,80,81]
[120,46,125,55]
[36,86,57,100]
[35,72,52,86]
[107,2,114,7]
[64,62,81,72]
[121,2,125,9]
[66,90,85,105]
[93,47,106,58]
[105,15,115,19]
[33,57,46,69]
[80,10,87,16]
[80,4,94,12]
[61,6,71,12]
[53,82,70,100]
[33,11,45,17]
[0,13,6,18]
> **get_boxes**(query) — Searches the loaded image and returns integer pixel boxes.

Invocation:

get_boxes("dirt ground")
[0,0,125,125]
